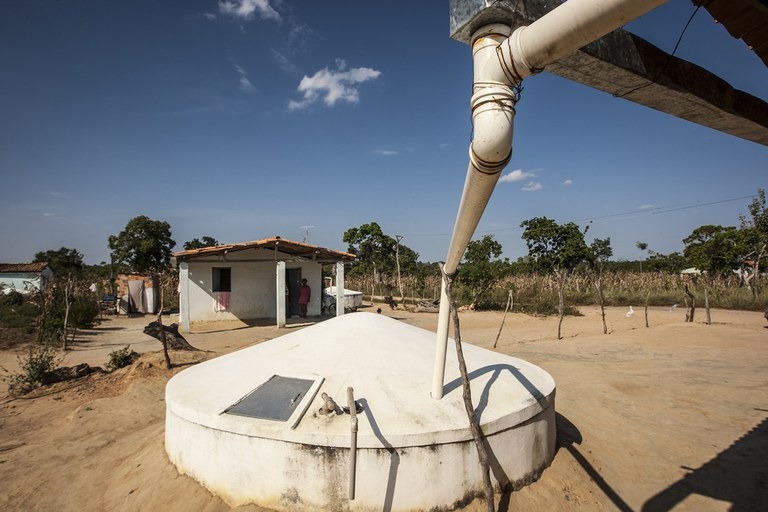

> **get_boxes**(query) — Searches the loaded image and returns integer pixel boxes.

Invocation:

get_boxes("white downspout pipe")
[347,387,358,500]
[431,0,668,399]
[431,24,516,399]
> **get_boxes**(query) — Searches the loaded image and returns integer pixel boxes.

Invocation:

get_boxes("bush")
[105,345,139,371]
[69,299,99,329]
[4,344,62,394]
[0,292,40,333]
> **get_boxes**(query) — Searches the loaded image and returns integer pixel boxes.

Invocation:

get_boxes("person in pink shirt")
[298,279,311,318]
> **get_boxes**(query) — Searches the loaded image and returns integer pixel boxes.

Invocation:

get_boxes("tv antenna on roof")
[299,225,315,244]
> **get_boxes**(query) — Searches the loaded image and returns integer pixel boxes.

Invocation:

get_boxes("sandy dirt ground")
[1,304,766,512]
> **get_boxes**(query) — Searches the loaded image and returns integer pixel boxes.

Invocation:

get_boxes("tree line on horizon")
[14,189,766,312]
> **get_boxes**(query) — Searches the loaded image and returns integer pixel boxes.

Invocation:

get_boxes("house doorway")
[286,268,302,317]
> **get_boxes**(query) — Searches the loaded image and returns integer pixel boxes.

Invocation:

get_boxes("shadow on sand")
[642,415,768,511]
[498,413,635,512]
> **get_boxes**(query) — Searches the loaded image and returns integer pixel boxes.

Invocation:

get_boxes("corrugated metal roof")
[0,262,50,273]
[698,0,768,68]
[173,237,355,263]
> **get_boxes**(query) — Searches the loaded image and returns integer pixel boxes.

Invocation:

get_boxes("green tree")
[636,241,649,272]
[644,251,685,273]
[33,247,84,276]
[342,222,418,283]
[589,237,612,334]
[521,217,591,273]
[682,225,742,275]
[457,235,510,308]
[108,216,176,273]
[521,216,590,339]
[738,188,768,295]
[183,236,219,250]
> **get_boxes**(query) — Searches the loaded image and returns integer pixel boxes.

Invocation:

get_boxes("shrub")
[4,344,62,394]
[105,345,139,372]
[69,299,99,329]
[0,292,40,333]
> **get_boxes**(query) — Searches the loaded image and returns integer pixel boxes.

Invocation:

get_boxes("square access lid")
[224,375,319,424]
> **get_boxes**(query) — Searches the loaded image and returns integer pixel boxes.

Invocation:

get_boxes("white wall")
[0,269,53,294]
[181,248,323,326]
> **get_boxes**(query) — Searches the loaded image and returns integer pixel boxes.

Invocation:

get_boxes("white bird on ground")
[626,305,634,318]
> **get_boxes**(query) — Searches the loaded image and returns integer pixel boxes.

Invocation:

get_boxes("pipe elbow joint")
[470,87,515,173]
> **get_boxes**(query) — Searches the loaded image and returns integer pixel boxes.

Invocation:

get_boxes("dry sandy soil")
[1,304,766,511]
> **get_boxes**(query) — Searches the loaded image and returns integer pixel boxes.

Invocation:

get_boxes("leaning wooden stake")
[644,291,650,328]
[157,273,171,369]
[493,289,513,349]
[62,275,72,351]
[444,271,495,512]
[684,284,696,323]
[704,288,711,325]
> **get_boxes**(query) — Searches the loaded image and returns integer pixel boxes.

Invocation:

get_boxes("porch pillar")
[335,261,345,317]
[276,261,286,327]
[179,262,190,333]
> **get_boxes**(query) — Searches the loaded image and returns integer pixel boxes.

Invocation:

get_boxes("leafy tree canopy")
[589,237,613,270]
[740,188,768,233]
[183,236,219,250]
[33,247,84,276]
[738,188,768,271]
[644,252,685,273]
[683,225,744,275]
[108,215,176,273]
[457,234,510,307]
[520,216,590,273]
[342,222,418,277]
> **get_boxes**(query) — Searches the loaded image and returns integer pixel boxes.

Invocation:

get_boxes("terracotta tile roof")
[0,262,50,273]
[173,237,355,263]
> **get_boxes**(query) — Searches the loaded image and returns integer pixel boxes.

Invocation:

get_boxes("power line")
[401,193,758,238]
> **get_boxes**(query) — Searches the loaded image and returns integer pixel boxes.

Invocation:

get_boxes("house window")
[212,268,231,292]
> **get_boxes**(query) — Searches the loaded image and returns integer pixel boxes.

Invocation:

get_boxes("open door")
[286,268,302,317]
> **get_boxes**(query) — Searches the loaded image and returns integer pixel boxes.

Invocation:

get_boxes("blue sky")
[1,0,766,265]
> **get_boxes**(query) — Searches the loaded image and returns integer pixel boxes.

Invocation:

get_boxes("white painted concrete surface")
[166,312,556,511]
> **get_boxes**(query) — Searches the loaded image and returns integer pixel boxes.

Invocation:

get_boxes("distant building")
[172,237,355,332]
[115,273,159,314]
[0,262,54,294]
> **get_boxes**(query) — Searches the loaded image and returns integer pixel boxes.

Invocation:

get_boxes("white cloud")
[522,181,543,192]
[229,57,256,93]
[499,169,535,183]
[239,76,255,92]
[201,12,217,21]
[639,204,656,209]
[562,179,573,186]
[288,60,381,110]
[374,149,398,156]
[219,0,280,22]
[271,49,298,74]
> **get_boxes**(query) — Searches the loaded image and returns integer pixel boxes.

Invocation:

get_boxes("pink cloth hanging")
[215,291,231,311]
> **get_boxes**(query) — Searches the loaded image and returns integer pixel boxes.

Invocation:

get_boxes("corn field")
[345,271,768,313]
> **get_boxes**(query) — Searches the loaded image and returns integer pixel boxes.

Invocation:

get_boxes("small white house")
[173,237,355,332]
[0,262,54,294]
